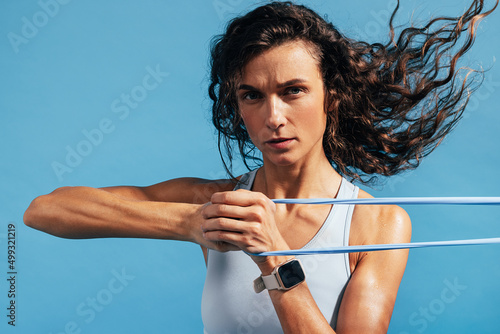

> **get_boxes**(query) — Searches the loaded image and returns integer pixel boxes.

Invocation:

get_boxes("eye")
[285,87,305,96]
[242,91,261,101]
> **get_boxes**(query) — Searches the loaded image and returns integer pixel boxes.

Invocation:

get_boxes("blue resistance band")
[255,237,500,256]
[252,197,500,256]
[272,197,500,205]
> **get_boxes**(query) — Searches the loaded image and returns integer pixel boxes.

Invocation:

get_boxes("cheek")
[240,106,262,127]
[239,110,250,130]
[239,110,259,139]
[237,106,249,127]
[298,99,327,133]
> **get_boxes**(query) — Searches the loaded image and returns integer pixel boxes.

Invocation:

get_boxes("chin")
[264,154,299,167]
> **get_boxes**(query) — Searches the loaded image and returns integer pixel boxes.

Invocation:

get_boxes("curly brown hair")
[208,1,497,184]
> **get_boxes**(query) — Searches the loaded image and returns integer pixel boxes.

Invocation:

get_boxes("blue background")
[1,0,499,333]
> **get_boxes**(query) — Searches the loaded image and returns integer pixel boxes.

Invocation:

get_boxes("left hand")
[200,189,290,264]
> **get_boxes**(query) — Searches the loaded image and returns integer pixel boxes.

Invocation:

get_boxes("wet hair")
[208,0,497,184]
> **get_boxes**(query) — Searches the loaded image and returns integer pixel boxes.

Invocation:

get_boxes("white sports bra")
[201,169,359,333]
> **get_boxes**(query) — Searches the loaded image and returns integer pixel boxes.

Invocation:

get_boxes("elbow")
[24,194,49,231]
[23,187,71,235]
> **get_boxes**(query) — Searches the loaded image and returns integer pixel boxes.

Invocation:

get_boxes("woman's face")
[237,40,328,167]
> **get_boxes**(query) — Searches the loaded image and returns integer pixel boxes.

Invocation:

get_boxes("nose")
[264,96,286,130]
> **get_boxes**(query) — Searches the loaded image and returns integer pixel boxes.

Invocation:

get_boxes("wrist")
[254,257,306,293]
[257,255,296,275]
[255,239,293,275]
[159,202,202,243]
[186,203,204,243]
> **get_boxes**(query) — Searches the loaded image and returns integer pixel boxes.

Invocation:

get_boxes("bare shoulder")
[101,176,240,204]
[351,188,412,246]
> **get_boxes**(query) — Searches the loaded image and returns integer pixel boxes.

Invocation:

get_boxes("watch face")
[278,260,305,289]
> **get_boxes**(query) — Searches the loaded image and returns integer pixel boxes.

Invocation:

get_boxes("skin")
[24,40,411,333]
[202,40,411,333]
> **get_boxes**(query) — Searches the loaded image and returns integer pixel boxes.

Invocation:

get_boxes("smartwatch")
[253,258,306,293]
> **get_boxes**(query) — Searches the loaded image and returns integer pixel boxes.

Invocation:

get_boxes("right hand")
[191,202,240,252]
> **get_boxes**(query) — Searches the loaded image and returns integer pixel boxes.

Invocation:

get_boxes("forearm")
[257,258,336,334]
[269,283,335,334]
[23,186,201,241]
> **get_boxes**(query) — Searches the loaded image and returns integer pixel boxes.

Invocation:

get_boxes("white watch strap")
[253,276,266,293]
[262,273,281,290]
[253,273,280,293]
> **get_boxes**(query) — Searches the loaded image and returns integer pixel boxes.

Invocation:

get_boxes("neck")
[253,156,343,200]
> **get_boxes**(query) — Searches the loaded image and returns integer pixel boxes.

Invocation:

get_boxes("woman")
[24,1,496,333]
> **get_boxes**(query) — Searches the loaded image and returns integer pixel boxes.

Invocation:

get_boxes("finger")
[202,202,249,220]
[203,229,251,249]
[210,190,271,207]
[203,230,266,254]
[202,217,257,234]
[203,229,241,244]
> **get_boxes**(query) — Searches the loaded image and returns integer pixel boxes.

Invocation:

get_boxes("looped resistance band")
[255,237,500,256]
[251,197,500,256]
[272,197,500,205]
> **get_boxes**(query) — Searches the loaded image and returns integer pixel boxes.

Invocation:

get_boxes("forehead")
[239,40,322,84]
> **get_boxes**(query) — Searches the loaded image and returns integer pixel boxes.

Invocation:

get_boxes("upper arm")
[100,177,236,203]
[336,205,412,333]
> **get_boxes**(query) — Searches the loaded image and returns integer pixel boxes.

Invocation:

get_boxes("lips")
[265,137,294,149]
[266,138,291,143]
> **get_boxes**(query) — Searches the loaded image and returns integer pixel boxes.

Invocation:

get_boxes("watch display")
[277,259,306,289]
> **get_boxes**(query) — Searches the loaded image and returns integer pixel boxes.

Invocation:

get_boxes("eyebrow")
[238,78,308,91]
